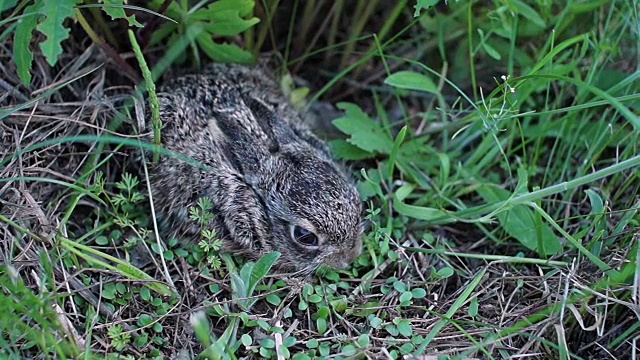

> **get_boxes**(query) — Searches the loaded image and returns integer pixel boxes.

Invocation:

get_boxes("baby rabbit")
[144,63,362,274]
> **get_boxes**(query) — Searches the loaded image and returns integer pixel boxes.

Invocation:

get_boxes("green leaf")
[413,0,439,17]
[239,260,254,286]
[1,0,18,12]
[13,3,42,85]
[411,288,426,299]
[196,33,255,63]
[436,267,453,278]
[333,102,394,154]
[357,334,370,347]
[138,314,153,326]
[316,317,327,333]
[203,12,259,36]
[100,0,143,27]
[248,251,280,291]
[476,185,561,254]
[328,139,375,160]
[316,306,330,319]
[260,338,276,349]
[584,189,604,214]
[511,0,546,27]
[139,286,151,301]
[393,184,449,221]
[369,315,383,329]
[399,291,413,303]
[481,40,501,60]
[36,0,79,66]
[241,334,252,347]
[396,319,412,337]
[468,297,478,317]
[230,271,248,300]
[306,338,318,349]
[385,71,438,94]
[266,294,281,305]
[199,0,255,18]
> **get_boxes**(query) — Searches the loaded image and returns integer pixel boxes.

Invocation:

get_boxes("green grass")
[1,0,639,359]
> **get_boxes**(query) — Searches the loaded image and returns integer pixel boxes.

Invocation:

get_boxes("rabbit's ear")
[241,95,283,152]
[213,108,272,177]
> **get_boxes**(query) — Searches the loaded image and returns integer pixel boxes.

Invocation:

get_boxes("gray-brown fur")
[144,63,362,274]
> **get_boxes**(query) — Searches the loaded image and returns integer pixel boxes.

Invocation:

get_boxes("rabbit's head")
[259,147,363,273]
[216,95,363,274]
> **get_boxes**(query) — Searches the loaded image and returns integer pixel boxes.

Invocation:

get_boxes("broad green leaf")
[514,167,529,195]
[196,33,255,63]
[333,102,394,154]
[239,261,254,288]
[241,334,252,347]
[13,3,42,84]
[397,320,413,337]
[1,0,17,12]
[248,251,280,291]
[36,0,78,66]
[385,71,438,94]
[476,185,561,254]
[230,271,248,300]
[100,0,143,27]
[316,317,327,333]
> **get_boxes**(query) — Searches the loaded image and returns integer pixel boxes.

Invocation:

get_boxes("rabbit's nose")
[324,242,361,269]
[325,256,351,270]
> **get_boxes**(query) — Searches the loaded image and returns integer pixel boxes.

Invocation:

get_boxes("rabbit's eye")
[292,225,318,247]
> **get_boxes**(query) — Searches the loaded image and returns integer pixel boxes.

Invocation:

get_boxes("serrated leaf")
[385,70,438,94]
[100,0,143,27]
[413,0,439,17]
[13,3,42,85]
[196,33,255,63]
[333,102,394,154]
[201,11,259,36]
[36,0,78,66]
